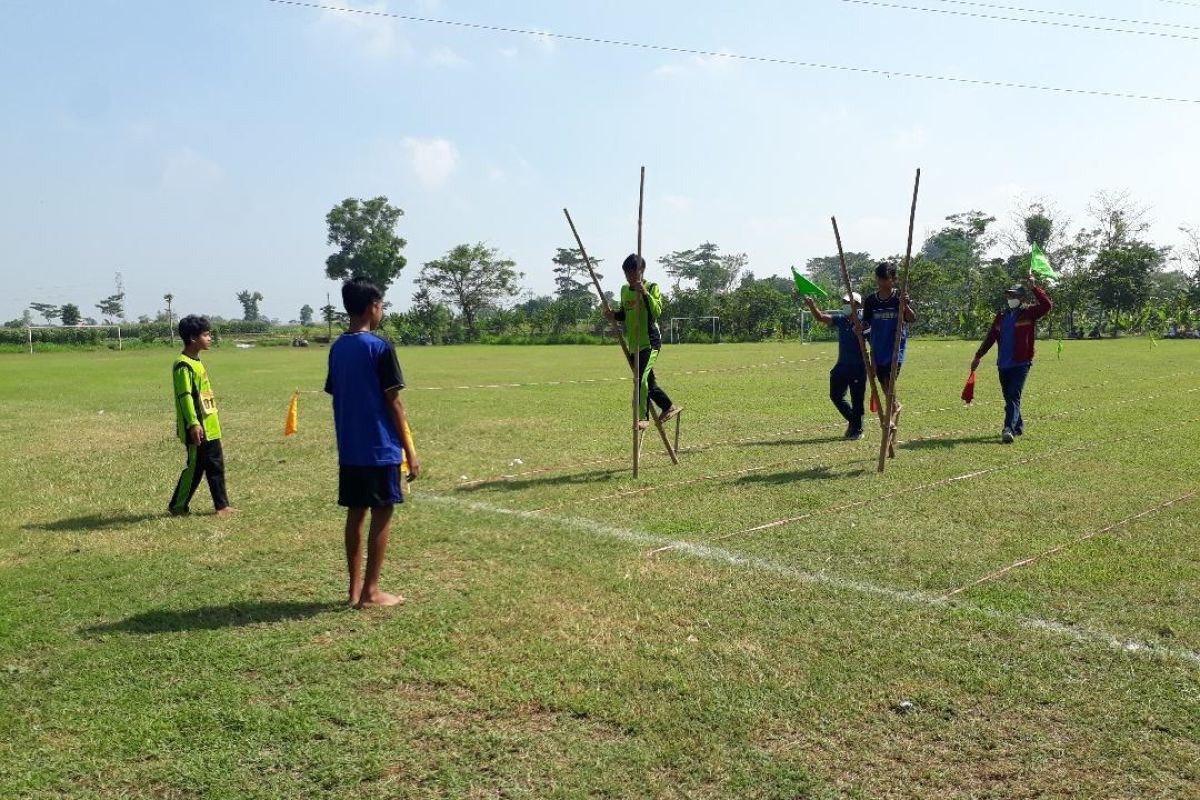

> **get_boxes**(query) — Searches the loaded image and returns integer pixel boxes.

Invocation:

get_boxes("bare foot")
[636,420,650,431]
[356,591,405,609]
[216,507,239,517]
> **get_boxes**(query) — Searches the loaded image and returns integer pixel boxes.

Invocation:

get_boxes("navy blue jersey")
[324,332,405,466]
[831,313,865,368]
[862,291,907,367]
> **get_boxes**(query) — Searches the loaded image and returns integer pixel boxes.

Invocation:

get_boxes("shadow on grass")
[24,512,163,533]
[735,466,869,486]
[899,434,999,451]
[452,468,626,493]
[735,435,845,448]
[83,600,342,635]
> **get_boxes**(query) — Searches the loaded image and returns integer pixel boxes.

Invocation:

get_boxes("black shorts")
[338,465,403,508]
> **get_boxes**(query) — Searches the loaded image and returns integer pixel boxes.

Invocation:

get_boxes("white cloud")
[663,194,694,213]
[401,137,459,188]
[497,46,519,60]
[310,1,412,61]
[652,49,737,79]
[427,46,469,68]
[161,147,223,191]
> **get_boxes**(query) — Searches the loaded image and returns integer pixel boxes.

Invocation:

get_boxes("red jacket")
[976,285,1053,366]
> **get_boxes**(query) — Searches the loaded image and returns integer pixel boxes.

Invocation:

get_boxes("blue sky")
[3,0,1199,323]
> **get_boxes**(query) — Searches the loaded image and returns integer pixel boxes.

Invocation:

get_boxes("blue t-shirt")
[324,332,406,466]
[997,311,1029,370]
[862,291,907,367]
[832,313,865,369]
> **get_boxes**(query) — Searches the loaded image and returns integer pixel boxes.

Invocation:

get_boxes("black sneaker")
[1001,428,1015,444]
[846,429,865,441]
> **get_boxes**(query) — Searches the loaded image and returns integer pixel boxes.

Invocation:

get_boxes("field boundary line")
[422,494,1200,668]
[435,375,1196,491]
[647,414,1200,555]
[942,491,1199,600]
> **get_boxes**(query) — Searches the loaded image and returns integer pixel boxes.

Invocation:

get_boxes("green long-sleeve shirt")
[612,282,664,351]
[173,354,222,443]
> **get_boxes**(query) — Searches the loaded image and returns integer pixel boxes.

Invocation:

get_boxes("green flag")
[791,267,829,299]
[1056,339,1063,360]
[1031,243,1058,282]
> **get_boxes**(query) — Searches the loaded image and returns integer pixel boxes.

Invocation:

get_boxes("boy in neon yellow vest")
[168,315,236,516]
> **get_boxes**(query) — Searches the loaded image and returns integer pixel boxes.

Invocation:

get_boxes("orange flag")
[961,370,976,405]
[870,392,879,414]
[284,391,299,436]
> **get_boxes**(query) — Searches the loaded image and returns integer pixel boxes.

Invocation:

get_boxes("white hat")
[841,291,862,305]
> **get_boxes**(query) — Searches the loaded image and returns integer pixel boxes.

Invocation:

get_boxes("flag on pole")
[283,391,299,436]
[961,370,976,405]
[870,393,879,414]
[1030,243,1059,282]
[791,267,829,298]
[1056,339,1063,360]
[1150,334,1157,349]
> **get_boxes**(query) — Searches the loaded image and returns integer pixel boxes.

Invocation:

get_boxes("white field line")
[435,374,1194,491]
[533,392,1200,519]
[423,494,1200,668]
[648,412,1200,555]
[942,491,1199,600]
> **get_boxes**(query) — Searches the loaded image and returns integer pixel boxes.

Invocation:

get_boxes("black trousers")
[169,438,230,513]
[829,364,866,432]
[627,348,673,420]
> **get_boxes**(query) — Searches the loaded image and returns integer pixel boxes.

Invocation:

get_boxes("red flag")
[961,370,976,405]
[870,392,879,414]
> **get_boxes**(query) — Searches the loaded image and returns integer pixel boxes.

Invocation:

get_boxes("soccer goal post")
[670,316,720,344]
[26,324,124,354]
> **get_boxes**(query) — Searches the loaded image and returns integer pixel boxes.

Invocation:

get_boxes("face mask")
[1007,298,1021,309]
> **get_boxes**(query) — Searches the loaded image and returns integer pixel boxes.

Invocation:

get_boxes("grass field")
[2,339,1199,799]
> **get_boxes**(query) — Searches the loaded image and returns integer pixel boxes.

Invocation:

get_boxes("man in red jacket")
[970,274,1053,443]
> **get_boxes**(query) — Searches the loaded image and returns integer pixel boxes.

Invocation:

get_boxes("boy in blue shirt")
[324,277,420,608]
[859,261,916,395]
[805,292,868,440]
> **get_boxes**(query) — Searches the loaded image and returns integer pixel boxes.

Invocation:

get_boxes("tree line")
[8,191,1200,345]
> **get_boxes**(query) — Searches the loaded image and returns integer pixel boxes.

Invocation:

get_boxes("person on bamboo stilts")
[970,272,1053,443]
[857,261,916,420]
[605,254,681,430]
[804,291,868,440]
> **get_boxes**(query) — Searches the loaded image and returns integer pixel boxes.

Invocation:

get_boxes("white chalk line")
[423,494,1200,668]
[435,372,1194,491]
[509,388,1200,516]
[651,412,1200,555]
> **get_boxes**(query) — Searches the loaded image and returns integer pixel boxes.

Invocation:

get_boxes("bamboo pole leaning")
[878,168,921,473]
[831,216,885,434]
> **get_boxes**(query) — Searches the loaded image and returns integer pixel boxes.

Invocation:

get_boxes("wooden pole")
[562,208,679,468]
[878,168,921,473]
[633,166,645,478]
[832,216,884,432]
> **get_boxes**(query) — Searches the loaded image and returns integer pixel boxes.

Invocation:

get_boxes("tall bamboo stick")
[878,168,921,473]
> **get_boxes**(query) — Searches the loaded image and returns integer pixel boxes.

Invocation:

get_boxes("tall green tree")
[1092,241,1165,336]
[552,247,601,302]
[299,304,314,326]
[659,243,746,295]
[29,303,60,324]
[804,252,875,291]
[60,303,82,326]
[324,196,407,290]
[408,286,454,344]
[236,290,263,321]
[418,243,521,339]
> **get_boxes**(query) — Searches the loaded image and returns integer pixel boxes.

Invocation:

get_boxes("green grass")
[1,339,1199,799]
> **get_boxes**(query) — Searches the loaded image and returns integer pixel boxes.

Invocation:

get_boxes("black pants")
[829,364,866,433]
[628,348,673,420]
[169,438,230,513]
[875,362,902,396]
[999,364,1031,434]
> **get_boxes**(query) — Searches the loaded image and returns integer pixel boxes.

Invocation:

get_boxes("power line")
[840,0,1200,42]
[265,0,1200,105]
[926,0,1200,32]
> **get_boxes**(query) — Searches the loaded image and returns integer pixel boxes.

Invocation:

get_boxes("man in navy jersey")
[325,277,420,608]
[858,261,916,395]
[804,291,868,440]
